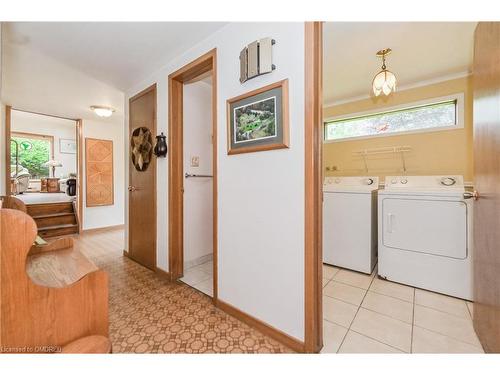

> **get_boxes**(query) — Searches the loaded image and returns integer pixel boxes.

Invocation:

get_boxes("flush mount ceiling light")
[90,105,115,118]
[372,48,397,97]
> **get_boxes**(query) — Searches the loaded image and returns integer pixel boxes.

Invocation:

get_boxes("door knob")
[128,186,137,192]
[463,190,479,200]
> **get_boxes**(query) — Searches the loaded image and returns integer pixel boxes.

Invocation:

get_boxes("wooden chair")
[0,207,111,353]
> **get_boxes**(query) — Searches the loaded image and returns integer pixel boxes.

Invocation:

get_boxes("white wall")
[183,80,213,266]
[11,110,77,178]
[125,23,305,341]
[82,119,125,230]
[1,39,125,230]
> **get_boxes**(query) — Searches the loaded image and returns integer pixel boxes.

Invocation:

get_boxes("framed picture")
[227,79,289,155]
[60,138,77,154]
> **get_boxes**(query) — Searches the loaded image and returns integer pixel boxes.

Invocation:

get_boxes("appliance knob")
[401,178,408,184]
[365,178,374,185]
[441,177,456,186]
[463,190,479,200]
[334,178,341,184]
[391,179,397,184]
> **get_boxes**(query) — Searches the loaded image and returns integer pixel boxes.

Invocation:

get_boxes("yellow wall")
[323,77,473,181]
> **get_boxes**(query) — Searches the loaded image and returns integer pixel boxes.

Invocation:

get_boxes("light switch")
[191,156,200,167]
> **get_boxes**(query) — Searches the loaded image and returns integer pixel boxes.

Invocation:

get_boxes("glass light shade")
[372,69,397,96]
[91,106,115,117]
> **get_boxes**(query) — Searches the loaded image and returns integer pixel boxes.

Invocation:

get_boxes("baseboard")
[215,299,305,353]
[155,267,172,281]
[82,224,125,234]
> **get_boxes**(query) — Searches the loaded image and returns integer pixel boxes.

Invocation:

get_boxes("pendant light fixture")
[372,48,397,96]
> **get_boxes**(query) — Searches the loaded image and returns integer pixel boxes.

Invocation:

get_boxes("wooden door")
[128,84,157,270]
[472,22,500,353]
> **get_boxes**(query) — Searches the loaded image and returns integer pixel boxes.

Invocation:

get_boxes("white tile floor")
[322,264,484,354]
[180,259,213,297]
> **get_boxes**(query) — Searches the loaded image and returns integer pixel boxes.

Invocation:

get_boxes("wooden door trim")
[304,21,323,353]
[168,49,218,301]
[128,83,158,269]
[4,108,83,232]
[5,106,12,195]
[76,119,83,232]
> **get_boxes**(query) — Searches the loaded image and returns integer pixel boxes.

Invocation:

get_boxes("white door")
[382,198,467,259]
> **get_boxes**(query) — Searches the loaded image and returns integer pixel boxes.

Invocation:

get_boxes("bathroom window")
[324,94,464,142]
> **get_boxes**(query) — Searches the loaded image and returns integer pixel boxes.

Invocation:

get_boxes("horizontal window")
[324,95,463,142]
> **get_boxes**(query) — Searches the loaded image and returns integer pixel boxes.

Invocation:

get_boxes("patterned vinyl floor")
[73,228,292,354]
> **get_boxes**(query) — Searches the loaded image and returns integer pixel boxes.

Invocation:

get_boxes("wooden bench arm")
[29,237,74,255]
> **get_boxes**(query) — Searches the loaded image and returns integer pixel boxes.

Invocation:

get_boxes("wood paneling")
[472,22,500,353]
[168,49,218,302]
[85,138,114,207]
[304,21,323,353]
[128,84,157,270]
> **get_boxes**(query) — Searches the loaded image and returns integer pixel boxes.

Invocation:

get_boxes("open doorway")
[5,108,83,235]
[168,50,217,300]
[179,75,214,296]
[320,22,481,353]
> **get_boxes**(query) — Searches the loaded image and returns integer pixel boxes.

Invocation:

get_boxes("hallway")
[72,228,290,353]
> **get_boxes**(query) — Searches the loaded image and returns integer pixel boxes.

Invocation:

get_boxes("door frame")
[304,22,324,353]
[168,49,218,301]
[4,106,84,232]
[127,83,158,269]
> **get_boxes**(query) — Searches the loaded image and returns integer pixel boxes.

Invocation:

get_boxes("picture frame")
[59,138,77,154]
[226,79,289,155]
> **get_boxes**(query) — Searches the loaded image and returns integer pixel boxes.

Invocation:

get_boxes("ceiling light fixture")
[372,48,397,97]
[90,105,115,118]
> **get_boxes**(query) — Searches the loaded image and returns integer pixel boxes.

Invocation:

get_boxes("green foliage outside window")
[10,136,51,179]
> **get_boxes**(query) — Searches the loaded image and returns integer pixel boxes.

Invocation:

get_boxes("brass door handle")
[463,191,479,200]
[128,186,139,192]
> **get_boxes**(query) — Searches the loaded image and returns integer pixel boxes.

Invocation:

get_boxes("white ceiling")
[3,22,228,91]
[2,39,125,123]
[323,22,477,105]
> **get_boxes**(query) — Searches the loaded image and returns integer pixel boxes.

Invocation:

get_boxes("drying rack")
[352,146,412,174]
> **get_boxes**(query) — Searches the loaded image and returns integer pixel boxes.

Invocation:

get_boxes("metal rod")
[185,173,213,178]
[400,148,407,174]
[361,150,369,173]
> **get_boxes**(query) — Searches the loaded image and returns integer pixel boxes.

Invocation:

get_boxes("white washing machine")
[323,176,379,274]
[378,175,473,300]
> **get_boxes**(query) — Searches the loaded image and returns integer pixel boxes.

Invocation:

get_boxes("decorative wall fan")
[130,127,153,171]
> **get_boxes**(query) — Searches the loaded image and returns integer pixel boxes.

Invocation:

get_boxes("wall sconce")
[153,132,167,157]
[240,37,276,83]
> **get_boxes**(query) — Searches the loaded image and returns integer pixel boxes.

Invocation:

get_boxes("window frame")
[11,131,54,180]
[323,93,465,143]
